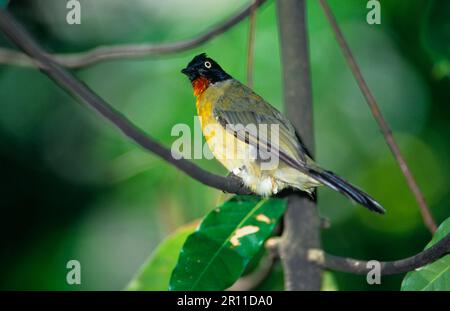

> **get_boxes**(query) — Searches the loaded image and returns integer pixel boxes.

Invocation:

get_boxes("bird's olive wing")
[213,86,309,171]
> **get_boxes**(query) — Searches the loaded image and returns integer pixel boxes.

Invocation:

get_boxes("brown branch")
[318,0,437,233]
[309,232,450,275]
[0,45,31,66]
[0,0,267,68]
[0,9,251,196]
[227,254,276,291]
[227,237,281,291]
[246,0,258,88]
[277,0,321,290]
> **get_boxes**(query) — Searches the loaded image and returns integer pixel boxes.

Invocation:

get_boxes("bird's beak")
[181,67,191,76]
[181,67,197,81]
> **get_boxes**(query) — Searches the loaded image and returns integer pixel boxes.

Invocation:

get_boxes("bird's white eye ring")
[204,61,212,69]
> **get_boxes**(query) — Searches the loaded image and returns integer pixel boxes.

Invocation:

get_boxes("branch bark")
[318,0,437,234]
[0,9,251,196]
[0,0,266,68]
[309,232,450,275]
[276,0,321,290]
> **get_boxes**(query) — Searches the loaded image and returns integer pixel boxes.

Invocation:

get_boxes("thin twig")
[308,232,450,275]
[227,254,276,291]
[0,9,251,196]
[227,237,281,291]
[318,0,437,233]
[0,0,266,68]
[246,0,258,88]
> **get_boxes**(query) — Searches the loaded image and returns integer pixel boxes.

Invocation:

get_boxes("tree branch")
[0,9,251,195]
[318,0,437,233]
[227,254,276,291]
[309,232,450,275]
[277,0,321,290]
[0,0,266,68]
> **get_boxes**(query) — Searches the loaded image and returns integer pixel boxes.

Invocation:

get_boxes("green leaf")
[126,221,198,291]
[401,217,450,291]
[169,195,287,291]
[321,271,339,291]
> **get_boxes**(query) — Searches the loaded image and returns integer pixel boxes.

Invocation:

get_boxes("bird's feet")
[224,169,246,193]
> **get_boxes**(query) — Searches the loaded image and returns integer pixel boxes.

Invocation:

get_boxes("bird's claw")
[224,170,245,193]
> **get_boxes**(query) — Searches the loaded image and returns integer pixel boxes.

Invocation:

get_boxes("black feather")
[307,168,386,214]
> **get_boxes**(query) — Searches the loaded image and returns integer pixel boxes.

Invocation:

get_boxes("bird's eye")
[204,61,212,69]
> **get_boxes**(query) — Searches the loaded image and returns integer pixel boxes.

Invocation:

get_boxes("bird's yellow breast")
[196,97,215,139]
[195,84,250,172]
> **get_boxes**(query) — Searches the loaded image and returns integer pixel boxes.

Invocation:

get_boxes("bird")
[181,53,385,214]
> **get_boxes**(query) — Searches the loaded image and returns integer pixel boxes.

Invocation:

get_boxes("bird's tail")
[307,167,385,214]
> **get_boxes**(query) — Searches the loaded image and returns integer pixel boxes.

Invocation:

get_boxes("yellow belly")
[197,98,249,172]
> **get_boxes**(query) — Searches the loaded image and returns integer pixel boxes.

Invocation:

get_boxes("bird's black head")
[181,53,232,83]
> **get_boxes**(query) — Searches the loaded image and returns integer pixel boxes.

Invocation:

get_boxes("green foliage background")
[0,0,448,290]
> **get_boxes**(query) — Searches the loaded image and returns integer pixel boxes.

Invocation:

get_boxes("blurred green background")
[0,0,448,290]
